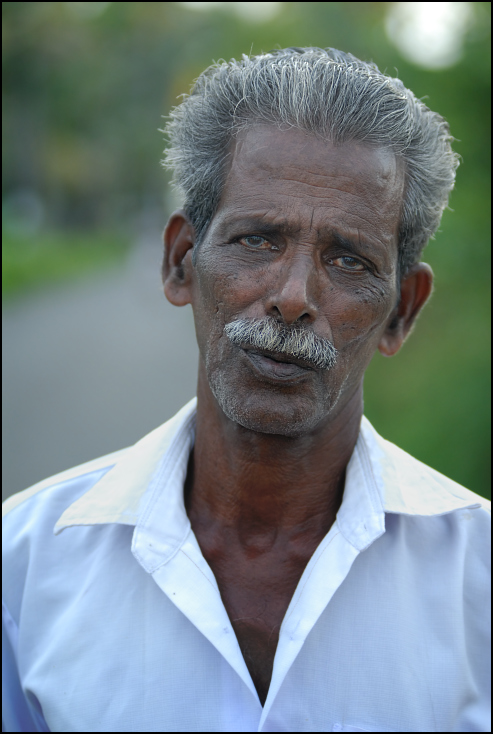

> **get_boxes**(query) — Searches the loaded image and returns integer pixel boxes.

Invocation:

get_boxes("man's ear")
[378,263,434,357]
[162,210,195,307]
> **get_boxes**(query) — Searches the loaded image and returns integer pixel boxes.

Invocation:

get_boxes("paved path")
[2,236,199,501]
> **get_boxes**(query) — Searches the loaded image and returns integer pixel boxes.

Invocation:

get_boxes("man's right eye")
[239,235,270,249]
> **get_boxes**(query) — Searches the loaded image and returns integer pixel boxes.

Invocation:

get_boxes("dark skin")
[162,125,433,705]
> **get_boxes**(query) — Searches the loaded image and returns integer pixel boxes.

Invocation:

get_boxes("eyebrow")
[215,216,294,238]
[330,230,374,256]
[215,215,379,255]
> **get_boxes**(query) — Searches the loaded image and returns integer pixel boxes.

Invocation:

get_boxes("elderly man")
[2,48,490,732]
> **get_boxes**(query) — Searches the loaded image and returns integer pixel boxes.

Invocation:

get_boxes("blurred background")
[2,1,491,501]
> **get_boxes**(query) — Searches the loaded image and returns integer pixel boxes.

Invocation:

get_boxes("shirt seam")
[132,412,196,571]
[357,436,385,516]
[2,598,19,657]
[57,513,137,527]
[336,446,384,552]
[136,412,195,558]
[141,525,193,573]
[282,530,341,631]
[177,547,222,596]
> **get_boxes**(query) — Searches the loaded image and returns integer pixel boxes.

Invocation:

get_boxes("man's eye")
[329,256,365,271]
[239,235,270,249]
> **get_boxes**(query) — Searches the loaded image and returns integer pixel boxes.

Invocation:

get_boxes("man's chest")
[202,550,311,705]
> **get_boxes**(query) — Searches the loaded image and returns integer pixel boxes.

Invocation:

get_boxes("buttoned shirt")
[2,398,491,732]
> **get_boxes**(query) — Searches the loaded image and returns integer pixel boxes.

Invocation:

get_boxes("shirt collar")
[55,400,481,552]
[359,415,482,516]
[54,398,197,535]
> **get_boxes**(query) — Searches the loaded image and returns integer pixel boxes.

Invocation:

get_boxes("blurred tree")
[2,1,490,496]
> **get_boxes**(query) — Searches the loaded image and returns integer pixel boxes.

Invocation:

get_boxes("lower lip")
[243,350,312,381]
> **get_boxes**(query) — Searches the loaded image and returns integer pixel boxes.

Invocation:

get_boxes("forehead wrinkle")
[271,170,401,205]
[241,139,400,185]
[227,169,402,213]
[218,192,396,235]
[233,164,380,196]
[266,185,365,202]
[224,132,404,214]
[267,165,388,190]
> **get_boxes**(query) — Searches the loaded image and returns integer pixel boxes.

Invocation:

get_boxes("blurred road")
[2,235,199,502]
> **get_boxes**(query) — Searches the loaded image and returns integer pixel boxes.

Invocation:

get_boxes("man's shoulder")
[2,447,128,524]
[2,448,130,623]
[387,437,490,512]
[360,415,491,518]
[2,398,198,539]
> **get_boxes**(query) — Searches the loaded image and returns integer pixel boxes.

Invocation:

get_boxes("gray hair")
[162,47,459,274]
[225,316,338,371]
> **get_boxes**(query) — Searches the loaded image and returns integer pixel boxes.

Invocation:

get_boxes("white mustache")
[224,317,338,371]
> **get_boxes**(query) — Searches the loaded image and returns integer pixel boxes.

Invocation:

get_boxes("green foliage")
[2,1,490,497]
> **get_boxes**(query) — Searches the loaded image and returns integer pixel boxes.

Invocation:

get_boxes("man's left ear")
[162,210,195,307]
[378,263,434,357]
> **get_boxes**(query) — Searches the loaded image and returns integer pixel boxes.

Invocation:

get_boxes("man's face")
[186,125,405,436]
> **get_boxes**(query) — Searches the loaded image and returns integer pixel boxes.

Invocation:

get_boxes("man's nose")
[266,253,319,325]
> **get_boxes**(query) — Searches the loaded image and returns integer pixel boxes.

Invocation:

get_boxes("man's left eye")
[330,256,365,271]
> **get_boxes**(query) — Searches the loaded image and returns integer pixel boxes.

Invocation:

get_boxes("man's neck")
[185,368,363,553]
[183,365,364,705]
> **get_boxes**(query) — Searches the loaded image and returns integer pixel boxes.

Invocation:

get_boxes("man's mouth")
[242,348,315,381]
[225,317,338,372]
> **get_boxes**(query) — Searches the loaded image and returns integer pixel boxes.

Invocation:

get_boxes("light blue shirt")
[2,398,491,732]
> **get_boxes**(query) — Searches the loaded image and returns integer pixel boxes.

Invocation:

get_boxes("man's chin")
[230,410,321,437]
[209,377,329,437]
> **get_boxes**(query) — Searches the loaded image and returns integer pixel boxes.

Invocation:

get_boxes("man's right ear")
[162,210,195,307]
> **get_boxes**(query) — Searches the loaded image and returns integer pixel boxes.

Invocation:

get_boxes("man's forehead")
[230,124,403,189]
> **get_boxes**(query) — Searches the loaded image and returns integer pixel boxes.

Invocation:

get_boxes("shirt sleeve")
[2,601,49,733]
